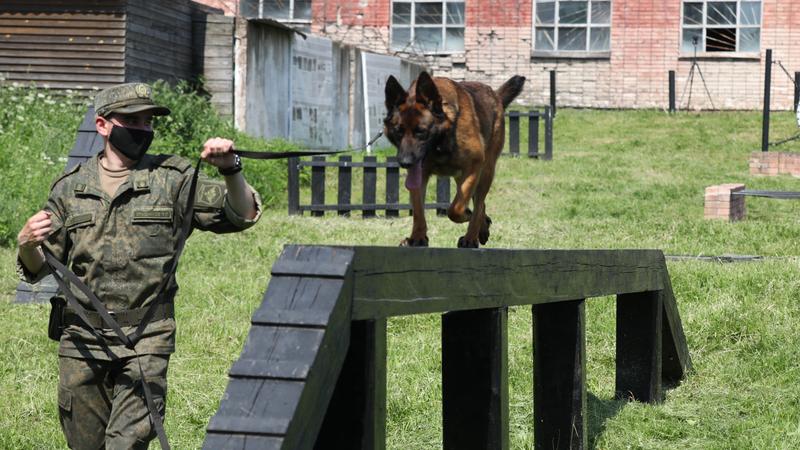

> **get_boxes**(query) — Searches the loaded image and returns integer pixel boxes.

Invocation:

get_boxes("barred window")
[533,0,611,53]
[681,1,761,53]
[242,0,311,22]
[391,1,466,53]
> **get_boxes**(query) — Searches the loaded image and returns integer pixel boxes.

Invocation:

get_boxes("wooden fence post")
[528,111,540,158]
[385,156,400,217]
[311,156,326,217]
[363,156,377,218]
[315,319,388,450]
[508,111,520,156]
[544,106,553,161]
[338,155,352,217]
[533,299,586,450]
[436,176,450,216]
[442,307,509,450]
[288,156,300,215]
[616,291,664,403]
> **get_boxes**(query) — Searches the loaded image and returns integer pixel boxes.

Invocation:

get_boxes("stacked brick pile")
[749,152,800,177]
[704,183,746,221]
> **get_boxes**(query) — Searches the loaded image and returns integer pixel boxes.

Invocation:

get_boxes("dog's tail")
[496,75,526,109]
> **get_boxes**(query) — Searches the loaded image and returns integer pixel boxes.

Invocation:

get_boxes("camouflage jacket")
[17,153,262,360]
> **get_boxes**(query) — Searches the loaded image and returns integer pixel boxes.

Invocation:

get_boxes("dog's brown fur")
[383,71,525,248]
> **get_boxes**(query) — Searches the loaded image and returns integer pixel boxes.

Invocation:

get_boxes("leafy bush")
[0,80,295,247]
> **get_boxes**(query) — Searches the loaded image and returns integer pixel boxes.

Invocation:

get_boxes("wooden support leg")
[442,307,509,450]
[533,300,586,450]
[616,291,664,403]
[314,319,387,450]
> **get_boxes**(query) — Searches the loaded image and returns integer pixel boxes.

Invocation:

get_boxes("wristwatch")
[218,153,242,176]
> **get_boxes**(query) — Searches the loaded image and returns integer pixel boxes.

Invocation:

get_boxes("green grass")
[3,107,800,448]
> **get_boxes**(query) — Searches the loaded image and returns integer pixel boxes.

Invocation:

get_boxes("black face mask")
[109,125,154,161]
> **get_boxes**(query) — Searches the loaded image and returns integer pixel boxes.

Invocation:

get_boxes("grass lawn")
[2,108,800,448]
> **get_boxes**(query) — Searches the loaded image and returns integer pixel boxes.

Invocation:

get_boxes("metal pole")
[549,70,556,118]
[668,70,676,113]
[762,49,772,152]
[794,71,799,113]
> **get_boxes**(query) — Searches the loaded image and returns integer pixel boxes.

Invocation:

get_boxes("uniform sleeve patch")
[195,181,225,209]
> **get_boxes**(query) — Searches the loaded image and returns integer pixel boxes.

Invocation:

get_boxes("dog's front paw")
[479,215,492,245]
[400,236,429,247]
[457,236,479,248]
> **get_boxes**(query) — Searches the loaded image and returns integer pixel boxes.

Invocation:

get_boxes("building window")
[681,1,761,53]
[243,0,311,22]
[391,1,465,54]
[533,0,611,54]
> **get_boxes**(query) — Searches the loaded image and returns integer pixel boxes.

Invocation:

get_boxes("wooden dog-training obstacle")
[204,246,691,450]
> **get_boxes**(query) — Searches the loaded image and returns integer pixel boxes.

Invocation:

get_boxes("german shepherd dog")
[383,72,525,248]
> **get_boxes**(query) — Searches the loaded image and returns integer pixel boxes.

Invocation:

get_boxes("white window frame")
[390,0,466,55]
[532,0,612,58]
[680,0,762,55]
[256,0,312,24]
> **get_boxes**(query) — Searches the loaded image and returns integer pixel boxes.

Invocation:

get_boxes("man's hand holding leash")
[201,137,258,220]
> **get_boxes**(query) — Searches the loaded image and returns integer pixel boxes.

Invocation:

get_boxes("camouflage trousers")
[58,354,169,450]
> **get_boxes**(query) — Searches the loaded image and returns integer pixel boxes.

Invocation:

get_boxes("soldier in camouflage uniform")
[16,83,262,449]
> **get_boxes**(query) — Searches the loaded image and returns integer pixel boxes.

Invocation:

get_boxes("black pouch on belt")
[48,296,66,341]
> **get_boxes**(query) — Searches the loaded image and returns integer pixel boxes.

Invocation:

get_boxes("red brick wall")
[207,0,800,110]
[192,0,239,15]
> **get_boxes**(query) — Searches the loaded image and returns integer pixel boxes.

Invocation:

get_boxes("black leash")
[229,131,384,160]
[41,130,384,447]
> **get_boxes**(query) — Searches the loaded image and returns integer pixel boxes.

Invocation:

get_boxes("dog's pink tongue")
[405,161,423,190]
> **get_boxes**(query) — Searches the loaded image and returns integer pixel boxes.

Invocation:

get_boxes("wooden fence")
[287,109,554,216]
[507,107,553,160]
[288,155,451,217]
[204,245,692,450]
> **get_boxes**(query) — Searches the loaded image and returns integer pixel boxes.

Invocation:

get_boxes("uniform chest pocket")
[132,207,175,260]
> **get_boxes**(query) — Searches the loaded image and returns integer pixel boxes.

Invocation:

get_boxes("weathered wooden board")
[442,308,509,450]
[533,300,587,450]
[616,291,663,403]
[348,247,665,319]
[313,319,388,450]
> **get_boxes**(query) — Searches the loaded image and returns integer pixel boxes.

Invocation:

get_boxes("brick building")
[198,0,800,111]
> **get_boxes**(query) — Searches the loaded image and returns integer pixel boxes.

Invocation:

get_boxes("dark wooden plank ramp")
[203,246,355,449]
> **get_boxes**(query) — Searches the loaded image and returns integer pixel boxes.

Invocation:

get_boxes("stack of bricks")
[749,152,800,177]
[704,184,746,221]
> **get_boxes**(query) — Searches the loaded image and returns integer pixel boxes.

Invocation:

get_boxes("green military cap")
[94,83,171,117]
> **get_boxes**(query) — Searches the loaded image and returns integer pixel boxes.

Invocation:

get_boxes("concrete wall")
[238,20,426,149]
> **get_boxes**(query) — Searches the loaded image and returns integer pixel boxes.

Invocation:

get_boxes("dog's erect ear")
[415,72,444,118]
[385,75,407,112]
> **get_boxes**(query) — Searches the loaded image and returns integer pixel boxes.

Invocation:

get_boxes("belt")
[64,301,174,328]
